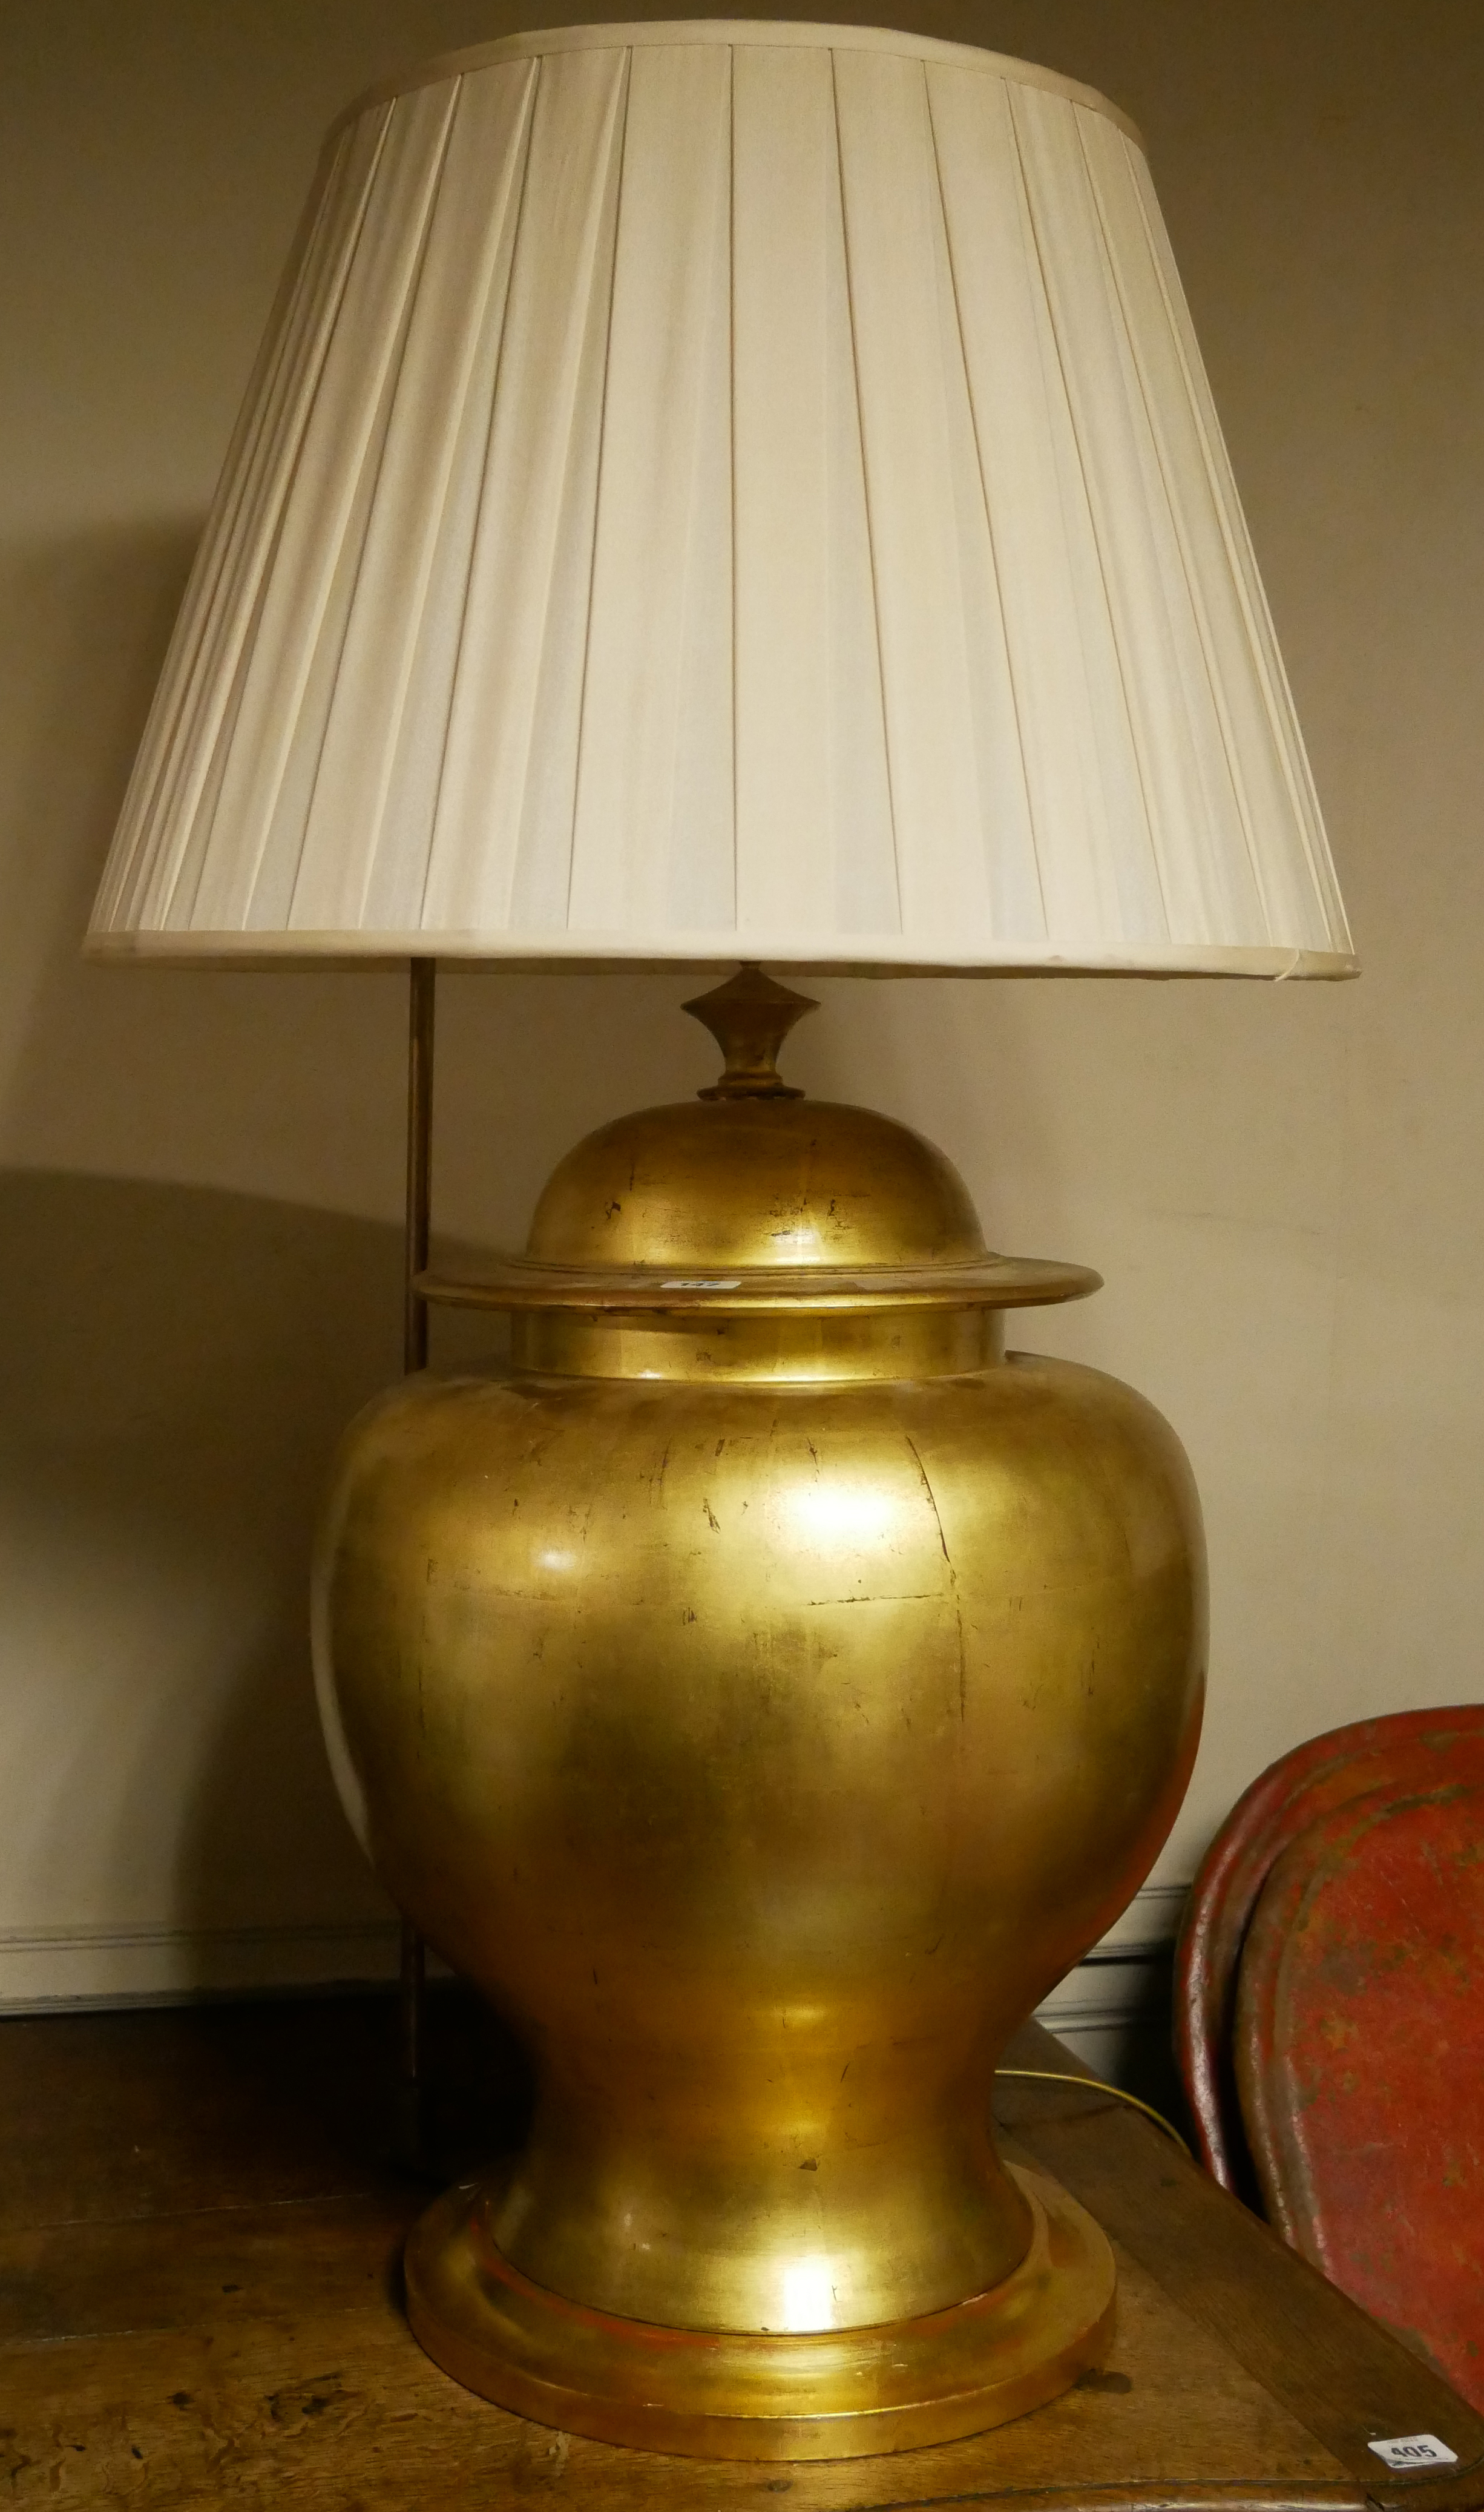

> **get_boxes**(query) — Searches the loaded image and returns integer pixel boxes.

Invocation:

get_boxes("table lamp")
[86,19,1354,2462]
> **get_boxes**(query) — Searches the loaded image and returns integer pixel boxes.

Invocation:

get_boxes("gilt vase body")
[314,1083,1206,2440]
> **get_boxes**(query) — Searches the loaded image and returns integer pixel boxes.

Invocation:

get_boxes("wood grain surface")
[1,1994,1477,2510]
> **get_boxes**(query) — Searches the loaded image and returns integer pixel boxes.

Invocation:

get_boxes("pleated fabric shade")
[88,19,1354,977]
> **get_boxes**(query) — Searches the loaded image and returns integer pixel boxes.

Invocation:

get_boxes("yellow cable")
[995,2066,1193,2161]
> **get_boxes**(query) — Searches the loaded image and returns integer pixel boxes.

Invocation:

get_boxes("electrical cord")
[995,2066,1193,2160]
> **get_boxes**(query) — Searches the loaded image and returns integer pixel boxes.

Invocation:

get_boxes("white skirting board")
[0,1921,409,2010]
[0,1883,1187,2024]
[1033,1882,1187,2084]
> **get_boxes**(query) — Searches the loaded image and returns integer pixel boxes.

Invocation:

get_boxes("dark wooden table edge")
[996,2028,1484,2512]
[7,1999,1483,2512]
[830,2489,1365,2512]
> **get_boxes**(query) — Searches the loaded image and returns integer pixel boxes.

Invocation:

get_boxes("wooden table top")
[4,1990,1482,2510]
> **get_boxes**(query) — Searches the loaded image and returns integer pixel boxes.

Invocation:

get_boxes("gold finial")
[683,965,819,1101]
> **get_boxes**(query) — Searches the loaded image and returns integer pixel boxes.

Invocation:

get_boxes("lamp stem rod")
[404,956,436,1372]
[399,956,436,2162]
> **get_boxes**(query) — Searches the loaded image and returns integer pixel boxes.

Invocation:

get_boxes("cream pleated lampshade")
[88,19,1354,977]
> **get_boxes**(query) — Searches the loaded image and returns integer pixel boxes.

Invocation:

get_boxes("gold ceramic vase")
[313,975,1206,2457]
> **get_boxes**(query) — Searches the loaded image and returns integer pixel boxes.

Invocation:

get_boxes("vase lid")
[527,968,984,1273]
[420,973,1099,1318]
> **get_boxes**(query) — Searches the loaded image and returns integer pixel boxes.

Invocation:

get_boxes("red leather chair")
[1175,1706,1484,2405]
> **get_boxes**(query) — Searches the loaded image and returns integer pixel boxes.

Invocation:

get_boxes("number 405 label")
[1368,2435,1459,2472]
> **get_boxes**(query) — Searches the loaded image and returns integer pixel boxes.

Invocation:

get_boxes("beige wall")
[1,1,1480,2005]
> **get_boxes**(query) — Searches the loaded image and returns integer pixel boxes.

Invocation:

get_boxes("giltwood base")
[404,2160,1116,2460]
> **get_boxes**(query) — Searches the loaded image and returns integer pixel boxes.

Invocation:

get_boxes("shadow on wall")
[0,1167,418,1947]
[0,523,404,1976]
